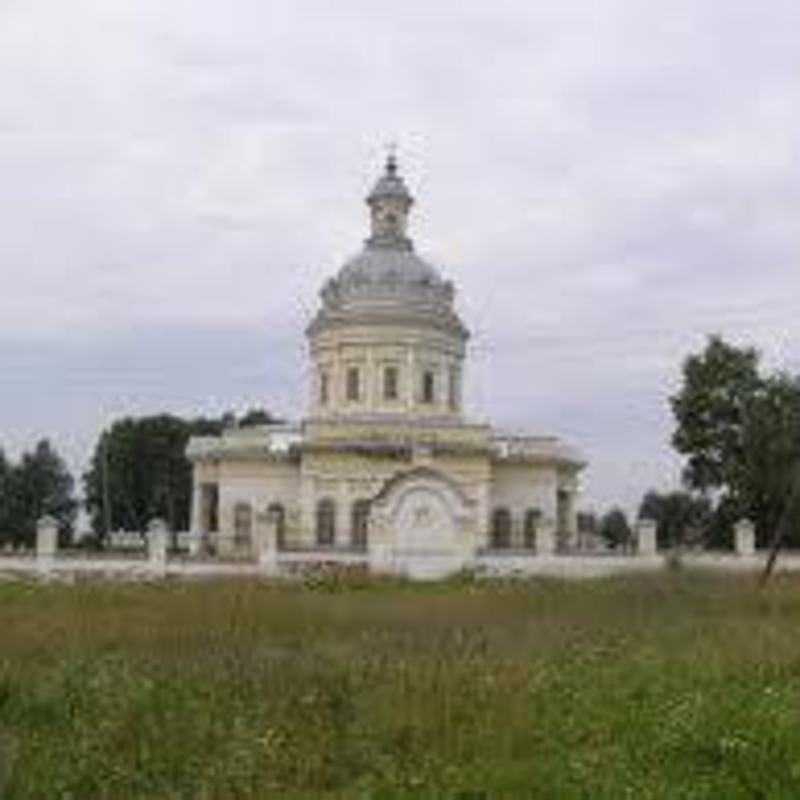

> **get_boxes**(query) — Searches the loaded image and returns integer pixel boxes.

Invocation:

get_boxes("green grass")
[2,571,800,798]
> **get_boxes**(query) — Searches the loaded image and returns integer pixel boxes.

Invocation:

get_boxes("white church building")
[187,156,585,578]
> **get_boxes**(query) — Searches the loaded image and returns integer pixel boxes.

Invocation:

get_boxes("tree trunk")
[760,462,800,587]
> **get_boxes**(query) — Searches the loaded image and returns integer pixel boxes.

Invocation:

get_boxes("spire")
[366,150,414,249]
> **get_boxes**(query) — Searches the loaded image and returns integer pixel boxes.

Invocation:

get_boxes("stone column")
[255,510,279,575]
[564,490,578,550]
[406,346,416,412]
[190,481,202,535]
[36,515,58,565]
[734,519,755,556]
[366,349,375,412]
[537,516,557,555]
[336,483,349,548]
[367,506,393,574]
[636,518,657,557]
[216,504,235,558]
[148,518,168,577]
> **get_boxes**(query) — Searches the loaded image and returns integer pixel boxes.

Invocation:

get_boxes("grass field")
[2,570,800,798]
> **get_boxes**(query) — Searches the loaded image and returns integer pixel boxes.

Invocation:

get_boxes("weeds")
[1,572,799,797]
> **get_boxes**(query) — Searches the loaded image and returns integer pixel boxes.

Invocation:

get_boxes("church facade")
[187,157,585,577]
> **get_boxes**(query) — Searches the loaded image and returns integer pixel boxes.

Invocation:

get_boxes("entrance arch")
[369,467,475,578]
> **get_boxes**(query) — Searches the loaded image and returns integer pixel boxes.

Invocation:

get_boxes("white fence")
[0,516,793,582]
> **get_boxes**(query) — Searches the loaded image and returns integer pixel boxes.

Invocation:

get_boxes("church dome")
[337,245,443,288]
[307,154,466,340]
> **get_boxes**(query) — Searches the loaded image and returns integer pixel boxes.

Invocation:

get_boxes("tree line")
[2,335,799,550]
[0,409,280,547]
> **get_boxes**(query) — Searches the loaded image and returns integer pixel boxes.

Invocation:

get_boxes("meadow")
[2,570,800,798]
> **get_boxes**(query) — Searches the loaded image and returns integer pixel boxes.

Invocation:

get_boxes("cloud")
[1,0,798,515]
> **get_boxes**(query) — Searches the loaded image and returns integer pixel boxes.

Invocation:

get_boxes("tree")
[83,408,281,540]
[83,415,194,538]
[0,440,77,547]
[238,408,284,428]
[670,335,800,548]
[599,508,632,551]
[637,490,712,549]
[0,449,13,540]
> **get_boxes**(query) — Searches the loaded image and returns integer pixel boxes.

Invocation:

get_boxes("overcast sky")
[2,0,798,518]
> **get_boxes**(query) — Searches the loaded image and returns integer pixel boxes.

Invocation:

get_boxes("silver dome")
[337,243,443,288]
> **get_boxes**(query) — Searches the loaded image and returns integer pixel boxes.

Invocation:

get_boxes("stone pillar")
[190,481,202,535]
[148,518,168,576]
[636,518,657,556]
[564,490,578,550]
[366,349,375,412]
[36,515,58,565]
[336,484,349,548]
[216,504,235,558]
[406,346,416,412]
[367,507,393,574]
[255,510,279,575]
[734,519,755,556]
[537,516,557,555]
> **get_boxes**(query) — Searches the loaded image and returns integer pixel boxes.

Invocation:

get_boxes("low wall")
[5,548,800,583]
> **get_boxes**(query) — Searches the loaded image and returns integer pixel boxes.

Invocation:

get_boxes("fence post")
[734,519,755,556]
[36,515,58,567]
[636,518,657,556]
[147,518,168,577]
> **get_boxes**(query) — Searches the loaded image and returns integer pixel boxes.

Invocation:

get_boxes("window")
[319,371,329,406]
[491,508,512,549]
[384,366,398,400]
[267,503,286,549]
[316,498,336,546]
[351,499,370,549]
[422,370,435,404]
[234,502,252,548]
[346,367,360,402]
[201,483,219,533]
[448,368,459,410]
[524,508,541,550]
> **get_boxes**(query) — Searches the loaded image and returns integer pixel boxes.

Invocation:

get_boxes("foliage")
[82,408,280,538]
[3,574,800,798]
[0,440,77,547]
[598,507,632,550]
[577,511,597,534]
[638,490,712,549]
[239,408,285,427]
[670,335,800,546]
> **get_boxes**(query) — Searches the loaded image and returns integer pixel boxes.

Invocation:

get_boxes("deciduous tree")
[599,508,631,551]
[670,335,800,548]
[637,490,711,549]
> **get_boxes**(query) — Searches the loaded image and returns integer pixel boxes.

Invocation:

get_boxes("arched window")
[351,499,370,549]
[491,508,512,549]
[383,366,399,400]
[267,503,286,549]
[316,498,336,547]
[234,502,252,547]
[346,367,360,402]
[557,490,569,534]
[422,370,435,404]
[524,508,541,550]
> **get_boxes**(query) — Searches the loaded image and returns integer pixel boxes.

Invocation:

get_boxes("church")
[187,156,585,577]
